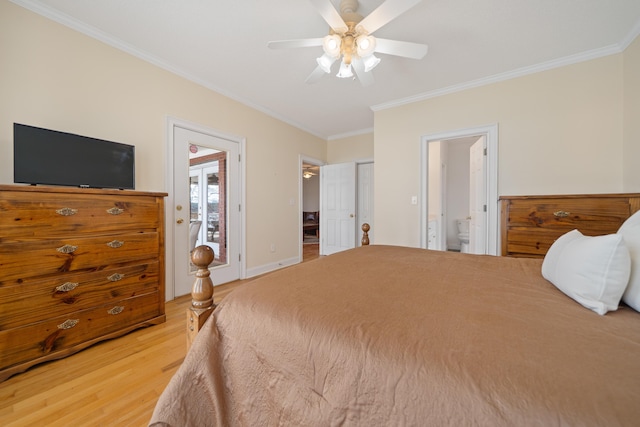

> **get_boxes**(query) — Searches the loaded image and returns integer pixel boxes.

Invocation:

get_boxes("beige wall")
[0,2,326,273]
[374,54,627,247]
[2,2,636,265]
[327,132,374,163]
[624,36,640,192]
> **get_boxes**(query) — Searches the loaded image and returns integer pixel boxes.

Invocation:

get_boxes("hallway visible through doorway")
[303,243,319,262]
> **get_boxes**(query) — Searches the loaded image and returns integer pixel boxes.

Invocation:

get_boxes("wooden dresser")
[500,193,640,258]
[0,185,167,382]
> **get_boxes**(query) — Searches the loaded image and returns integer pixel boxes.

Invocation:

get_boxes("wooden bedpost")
[187,245,216,350]
[361,223,370,246]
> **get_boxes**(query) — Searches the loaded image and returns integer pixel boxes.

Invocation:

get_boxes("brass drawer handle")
[553,210,571,218]
[56,207,78,216]
[55,282,79,292]
[106,240,124,248]
[108,306,125,315]
[107,207,124,215]
[107,273,124,282]
[57,319,79,330]
[57,244,78,254]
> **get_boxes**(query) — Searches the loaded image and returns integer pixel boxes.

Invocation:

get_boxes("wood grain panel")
[0,262,160,329]
[500,193,640,257]
[0,291,163,372]
[0,232,159,282]
[0,192,161,239]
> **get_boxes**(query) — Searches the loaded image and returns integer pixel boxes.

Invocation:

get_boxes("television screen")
[13,123,135,190]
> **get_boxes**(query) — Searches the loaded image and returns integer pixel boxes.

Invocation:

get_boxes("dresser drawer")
[502,229,567,258]
[500,194,639,258]
[0,192,161,240]
[504,197,630,233]
[0,262,160,330]
[0,232,159,283]
[0,291,163,371]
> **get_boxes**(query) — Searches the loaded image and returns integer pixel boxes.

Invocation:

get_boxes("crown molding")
[371,43,624,112]
[621,18,640,50]
[327,127,374,141]
[9,0,328,140]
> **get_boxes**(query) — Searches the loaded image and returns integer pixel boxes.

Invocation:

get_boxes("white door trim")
[165,116,247,301]
[420,124,499,255]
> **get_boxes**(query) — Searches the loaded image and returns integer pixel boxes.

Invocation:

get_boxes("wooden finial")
[361,223,370,246]
[187,245,215,350]
[190,245,215,310]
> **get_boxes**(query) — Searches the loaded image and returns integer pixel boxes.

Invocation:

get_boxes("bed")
[151,194,640,426]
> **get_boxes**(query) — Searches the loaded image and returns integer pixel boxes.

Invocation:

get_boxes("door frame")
[420,124,499,255]
[165,116,247,301]
[299,155,324,262]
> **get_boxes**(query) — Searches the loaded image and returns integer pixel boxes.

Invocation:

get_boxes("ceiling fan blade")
[305,64,327,84]
[357,0,422,34]
[352,58,374,87]
[267,38,324,49]
[309,0,348,33]
[374,38,428,59]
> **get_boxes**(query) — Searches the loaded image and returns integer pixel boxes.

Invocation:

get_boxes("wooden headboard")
[500,193,640,258]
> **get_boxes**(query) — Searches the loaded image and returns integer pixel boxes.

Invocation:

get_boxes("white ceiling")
[15,0,640,140]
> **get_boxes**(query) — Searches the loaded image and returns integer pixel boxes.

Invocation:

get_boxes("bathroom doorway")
[420,125,498,255]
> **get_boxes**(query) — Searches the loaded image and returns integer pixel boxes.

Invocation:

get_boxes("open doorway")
[420,125,499,255]
[300,156,323,261]
[427,136,483,252]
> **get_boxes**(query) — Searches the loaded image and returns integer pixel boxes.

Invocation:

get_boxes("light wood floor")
[0,244,319,426]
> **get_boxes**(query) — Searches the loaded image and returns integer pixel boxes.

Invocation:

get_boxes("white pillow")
[618,211,640,311]
[541,229,631,315]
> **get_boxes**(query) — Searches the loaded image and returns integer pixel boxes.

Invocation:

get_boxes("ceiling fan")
[303,165,319,179]
[267,0,428,86]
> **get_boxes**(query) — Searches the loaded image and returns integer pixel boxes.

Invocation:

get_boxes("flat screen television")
[13,123,135,190]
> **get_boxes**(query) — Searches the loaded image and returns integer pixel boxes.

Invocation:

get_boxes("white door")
[469,137,486,254]
[174,126,240,296]
[320,162,356,255]
[357,163,374,246]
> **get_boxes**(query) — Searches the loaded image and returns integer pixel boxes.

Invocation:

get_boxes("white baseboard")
[245,255,300,279]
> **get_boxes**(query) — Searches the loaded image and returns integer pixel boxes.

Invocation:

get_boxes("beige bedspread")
[150,245,640,426]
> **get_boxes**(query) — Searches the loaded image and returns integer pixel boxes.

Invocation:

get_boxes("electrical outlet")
[411,196,418,205]
[270,243,276,252]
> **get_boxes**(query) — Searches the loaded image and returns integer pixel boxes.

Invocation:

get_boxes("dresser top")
[0,184,167,197]
[499,193,640,201]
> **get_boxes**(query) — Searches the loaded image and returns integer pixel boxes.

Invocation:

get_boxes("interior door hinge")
[238,154,241,162]
[238,204,241,212]
[239,253,241,262]
[483,148,487,156]
[483,204,487,212]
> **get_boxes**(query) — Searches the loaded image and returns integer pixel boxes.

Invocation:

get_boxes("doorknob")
[177,218,184,224]
[350,214,354,218]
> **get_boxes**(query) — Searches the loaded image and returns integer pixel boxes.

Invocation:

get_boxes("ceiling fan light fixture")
[322,34,342,57]
[362,53,381,72]
[268,0,428,86]
[356,35,376,57]
[317,53,337,73]
[336,60,354,78]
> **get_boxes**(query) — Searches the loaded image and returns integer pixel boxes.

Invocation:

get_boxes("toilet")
[457,219,470,253]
